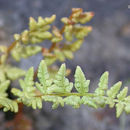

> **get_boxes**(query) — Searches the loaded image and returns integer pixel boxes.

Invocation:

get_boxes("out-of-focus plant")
[0,8,129,118]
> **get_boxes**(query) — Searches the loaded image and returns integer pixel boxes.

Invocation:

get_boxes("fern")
[36,60,52,93]
[10,60,130,118]
[5,8,93,66]
[0,8,129,119]
[0,80,18,112]
[12,68,42,109]
[74,66,90,93]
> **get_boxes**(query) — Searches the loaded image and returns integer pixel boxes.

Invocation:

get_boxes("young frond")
[0,80,10,95]
[11,67,42,109]
[64,96,81,108]
[42,96,64,109]
[0,98,18,112]
[36,60,52,94]
[1,8,129,119]
[95,71,109,96]
[9,60,130,118]
[0,80,18,112]
[107,81,122,98]
[74,66,90,93]
[0,65,25,81]
[47,63,73,93]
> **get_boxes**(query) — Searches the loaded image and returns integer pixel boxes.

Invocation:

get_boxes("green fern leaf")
[64,96,81,108]
[11,67,42,109]
[29,17,37,31]
[95,71,108,96]
[106,97,115,108]
[11,44,42,61]
[31,97,42,109]
[42,96,64,109]
[124,96,130,103]
[0,69,6,82]
[0,79,18,112]
[124,104,130,114]
[93,96,106,108]
[117,87,128,101]
[54,49,65,61]
[37,60,52,93]
[0,80,10,95]
[116,102,124,118]
[74,66,90,93]
[107,81,122,98]
[48,64,73,93]
[0,98,18,112]
[24,67,34,88]
[82,96,97,108]
[5,65,25,80]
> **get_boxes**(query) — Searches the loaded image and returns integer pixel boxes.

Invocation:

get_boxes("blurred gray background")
[0,0,130,130]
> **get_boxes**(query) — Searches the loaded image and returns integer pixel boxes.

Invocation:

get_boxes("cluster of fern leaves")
[0,60,129,118]
[0,8,130,118]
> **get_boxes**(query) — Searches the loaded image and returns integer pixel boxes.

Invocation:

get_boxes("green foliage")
[0,65,25,81]
[64,96,81,108]
[0,8,129,119]
[11,15,56,61]
[9,60,130,118]
[0,80,18,112]
[12,67,42,109]
[36,60,52,93]
[7,8,93,65]
[47,64,73,93]
[74,66,90,93]
[11,43,42,61]
[95,72,108,95]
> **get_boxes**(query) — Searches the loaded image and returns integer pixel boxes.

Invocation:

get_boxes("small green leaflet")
[0,80,18,112]
[42,96,64,109]
[12,67,42,109]
[4,66,26,80]
[107,81,122,98]
[6,60,130,118]
[125,104,130,114]
[48,63,73,93]
[0,80,10,96]
[117,87,128,101]
[64,96,81,108]
[0,98,18,113]
[74,66,90,93]
[95,71,108,96]
[37,60,52,93]
[82,96,97,109]
[116,103,124,118]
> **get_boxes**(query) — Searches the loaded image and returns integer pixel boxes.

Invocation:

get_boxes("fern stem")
[35,92,95,97]
[7,40,18,55]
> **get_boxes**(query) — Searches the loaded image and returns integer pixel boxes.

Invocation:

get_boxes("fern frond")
[11,43,42,61]
[11,68,42,109]
[0,80,18,112]
[95,71,108,96]
[107,82,122,98]
[1,8,128,118]
[4,65,25,80]
[64,96,81,108]
[0,65,25,81]
[42,96,64,109]
[82,96,97,109]
[36,60,52,93]
[10,60,130,118]
[75,66,90,93]
[47,63,73,93]
[0,97,18,112]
